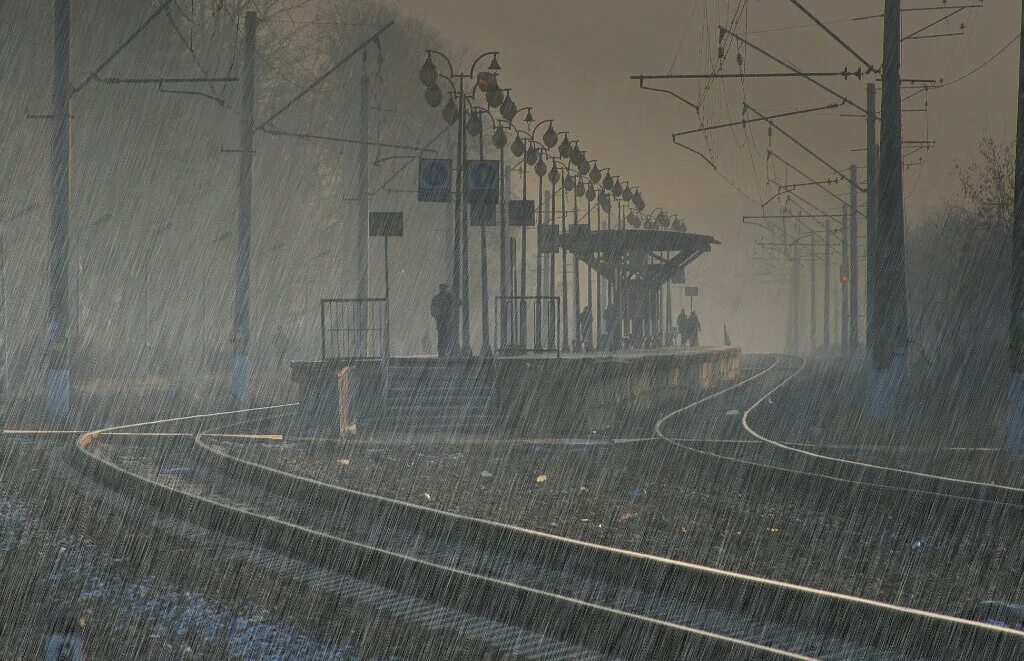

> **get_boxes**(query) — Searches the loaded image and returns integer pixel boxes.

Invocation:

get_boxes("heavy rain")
[1,0,1024,658]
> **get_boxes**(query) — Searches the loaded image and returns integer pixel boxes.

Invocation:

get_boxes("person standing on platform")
[431,283,456,357]
[578,305,593,352]
[689,310,702,347]
[676,308,688,349]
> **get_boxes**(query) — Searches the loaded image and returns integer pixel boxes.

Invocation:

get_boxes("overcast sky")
[392,1,1019,231]
[386,1,1019,347]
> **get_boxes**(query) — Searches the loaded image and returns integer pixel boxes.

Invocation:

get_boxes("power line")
[258,21,394,130]
[720,26,867,115]
[673,103,839,138]
[786,0,877,73]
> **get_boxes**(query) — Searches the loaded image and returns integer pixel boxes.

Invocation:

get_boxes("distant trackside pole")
[233,11,256,407]
[1008,0,1024,453]
[48,0,72,416]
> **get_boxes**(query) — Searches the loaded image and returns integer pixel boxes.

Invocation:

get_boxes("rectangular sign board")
[418,158,452,202]
[508,199,535,227]
[566,223,589,242]
[469,203,497,227]
[466,159,499,204]
[369,211,404,237]
[538,224,560,254]
[684,286,699,297]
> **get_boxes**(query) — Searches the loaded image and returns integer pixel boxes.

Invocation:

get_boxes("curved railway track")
[63,364,1024,659]
[657,355,1024,508]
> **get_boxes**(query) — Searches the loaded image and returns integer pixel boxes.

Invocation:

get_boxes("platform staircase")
[370,361,498,436]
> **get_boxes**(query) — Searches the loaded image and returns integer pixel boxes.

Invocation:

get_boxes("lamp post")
[551,155,571,352]
[506,107,533,349]
[420,49,501,355]
[468,103,507,357]
[529,119,556,349]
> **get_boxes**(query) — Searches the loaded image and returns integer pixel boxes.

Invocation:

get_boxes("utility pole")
[357,51,369,356]
[810,231,817,351]
[233,10,256,406]
[791,240,801,354]
[849,163,860,349]
[595,201,602,345]
[841,203,849,353]
[872,0,910,415]
[1008,0,1024,452]
[48,0,72,416]
[461,120,470,353]
[823,216,831,350]
[866,83,878,362]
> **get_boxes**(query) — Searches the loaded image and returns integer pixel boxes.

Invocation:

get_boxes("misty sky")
[393,1,1018,229]
[386,1,1020,344]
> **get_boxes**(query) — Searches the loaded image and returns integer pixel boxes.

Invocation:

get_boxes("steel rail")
[741,359,1024,497]
[74,368,1024,658]
[192,373,1024,657]
[74,406,811,659]
[657,357,1024,509]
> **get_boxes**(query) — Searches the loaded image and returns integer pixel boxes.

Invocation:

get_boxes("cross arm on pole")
[257,21,394,131]
[786,0,878,73]
[747,103,867,193]
[720,26,868,115]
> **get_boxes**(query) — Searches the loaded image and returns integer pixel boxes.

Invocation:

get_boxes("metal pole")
[453,79,464,352]
[478,126,491,356]
[1009,0,1024,452]
[535,173,543,350]
[614,202,623,349]
[572,188,581,351]
[792,241,801,354]
[232,10,255,407]
[841,203,849,353]
[520,157,527,347]
[595,201,602,346]
[499,151,508,351]
[549,189,557,350]
[874,0,909,378]
[866,83,878,363]
[48,0,72,416]
[824,217,831,349]
[665,279,672,347]
[849,163,860,348]
[810,231,817,351]
[0,227,7,395]
[460,99,470,354]
[784,216,794,352]
[586,198,593,350]
[560,175,569,352]
[384,234,390,361]
[357,52,369,357]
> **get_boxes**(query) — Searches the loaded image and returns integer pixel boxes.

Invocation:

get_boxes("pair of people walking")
[676,309,701,348]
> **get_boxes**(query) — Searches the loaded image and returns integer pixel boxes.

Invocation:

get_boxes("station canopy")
[560,229,719,290]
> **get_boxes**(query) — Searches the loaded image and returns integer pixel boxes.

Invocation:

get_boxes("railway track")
[658,355,1024,508]
[63,365,1024,659]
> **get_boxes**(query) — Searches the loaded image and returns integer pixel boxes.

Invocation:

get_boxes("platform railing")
[494,295,560,356]
[320,298,389,361]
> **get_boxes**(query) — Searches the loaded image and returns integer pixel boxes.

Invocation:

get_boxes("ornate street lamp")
[420,48,502,353]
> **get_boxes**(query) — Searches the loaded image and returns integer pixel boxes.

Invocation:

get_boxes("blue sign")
[508,200,534,227]
[418,158,452,202]
[466,160,499,205]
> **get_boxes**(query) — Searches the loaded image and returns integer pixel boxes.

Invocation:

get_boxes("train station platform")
[290,346,740,439]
